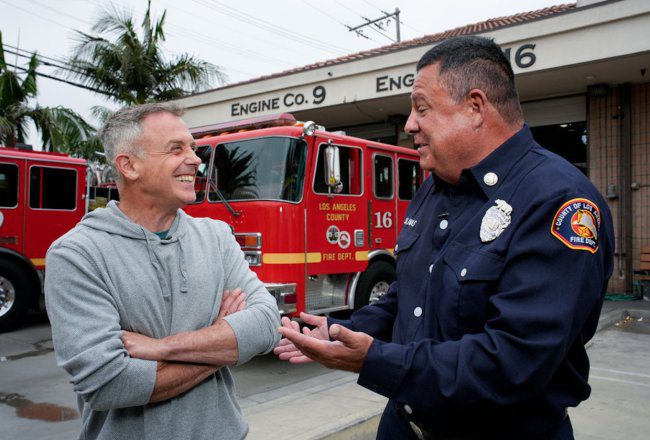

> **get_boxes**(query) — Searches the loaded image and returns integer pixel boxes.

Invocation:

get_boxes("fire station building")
[176,0,650,294]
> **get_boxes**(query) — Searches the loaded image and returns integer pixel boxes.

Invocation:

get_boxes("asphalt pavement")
[1,299,649,440]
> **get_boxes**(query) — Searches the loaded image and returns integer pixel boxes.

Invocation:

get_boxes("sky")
[0,0,564,147]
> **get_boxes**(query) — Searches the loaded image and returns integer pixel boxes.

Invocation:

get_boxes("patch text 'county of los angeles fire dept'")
[550,198,600,253]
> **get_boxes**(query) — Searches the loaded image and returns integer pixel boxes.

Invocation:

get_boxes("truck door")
[0,159,24,254]
[396,156,423,230]
[23,164,84,267]
[305,138,366,312]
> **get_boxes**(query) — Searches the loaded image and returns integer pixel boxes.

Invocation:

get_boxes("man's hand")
[273,313,328,363]
[121,331,167,361]
[276,316,373,373]
[218,288,246,319]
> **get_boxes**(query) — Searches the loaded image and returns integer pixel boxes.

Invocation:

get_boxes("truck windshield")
[209,137,307,203]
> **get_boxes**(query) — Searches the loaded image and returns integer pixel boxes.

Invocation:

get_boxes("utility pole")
[348,8,401,43]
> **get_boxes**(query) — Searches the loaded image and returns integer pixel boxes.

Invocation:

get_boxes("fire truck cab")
[0,147,86,331]
[185,114,423,316]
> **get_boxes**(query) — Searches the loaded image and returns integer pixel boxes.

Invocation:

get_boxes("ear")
[115,153,139,182]
[466,88,488,129]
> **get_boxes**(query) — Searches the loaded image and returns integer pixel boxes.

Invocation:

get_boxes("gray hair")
[98,103,185,178]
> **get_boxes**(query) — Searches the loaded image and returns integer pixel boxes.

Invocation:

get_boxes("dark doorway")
[530,122,587,174]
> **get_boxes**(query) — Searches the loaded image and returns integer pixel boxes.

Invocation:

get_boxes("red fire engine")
[185,114,423,316]
[0,147,87,331]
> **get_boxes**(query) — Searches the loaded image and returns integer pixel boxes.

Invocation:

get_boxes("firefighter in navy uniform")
[275,36,614,440]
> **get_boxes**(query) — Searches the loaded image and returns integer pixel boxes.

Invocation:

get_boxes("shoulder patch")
[551,198,600,253]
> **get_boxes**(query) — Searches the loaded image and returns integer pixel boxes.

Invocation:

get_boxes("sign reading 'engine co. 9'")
[231,85,327,117]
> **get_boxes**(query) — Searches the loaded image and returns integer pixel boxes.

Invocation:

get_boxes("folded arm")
[122,289,245,367]
[149,361,218,403]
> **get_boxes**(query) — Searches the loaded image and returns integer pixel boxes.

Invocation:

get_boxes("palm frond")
[0,31,6,70]
[20,54,39,97]
[29,106,96,152]
[62,1,223,104]
[90,105,114,125]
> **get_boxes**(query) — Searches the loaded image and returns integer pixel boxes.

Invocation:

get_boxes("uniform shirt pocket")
[394,229,420,273]
[395,229,419,255]
[443,241,505,333]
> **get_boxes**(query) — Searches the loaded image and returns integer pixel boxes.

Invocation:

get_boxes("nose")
[187,147,202,165]
[404,111,419,135]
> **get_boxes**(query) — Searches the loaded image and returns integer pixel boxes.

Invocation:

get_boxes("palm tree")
[0,31,94,152]
[64,0,225,105]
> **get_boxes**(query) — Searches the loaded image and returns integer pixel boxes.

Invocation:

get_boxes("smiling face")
[131,111,201,211]
[404,63,480,184]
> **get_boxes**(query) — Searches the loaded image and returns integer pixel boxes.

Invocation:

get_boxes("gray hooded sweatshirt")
[45,201,280,440]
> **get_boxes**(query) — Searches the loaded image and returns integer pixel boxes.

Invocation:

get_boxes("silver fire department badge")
[480,199,512,242]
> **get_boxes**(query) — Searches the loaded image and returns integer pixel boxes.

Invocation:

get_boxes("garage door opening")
[531,121,587,174]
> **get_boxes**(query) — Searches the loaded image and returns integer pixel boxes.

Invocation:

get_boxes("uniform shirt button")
[429,264,433,273]
[439,219,448,230]
[483,172,498,186]
[414,307,422,317]
[460,268,467,277]
[404,404,413,414]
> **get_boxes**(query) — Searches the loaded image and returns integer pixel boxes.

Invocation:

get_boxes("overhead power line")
[3,43,70,68]
[3,62,116,97]
[0,0,77,30]
[192,0,348,55]
[8,0,270,83]
[330,0,397,43]
[341,1,424,41]
[86,0,292,71]
[2,44,88,77]
[346,7,401,43]
[29,0,92,27]
[360,0,384,14]
[163,24,290,68]
[301,0,382,45]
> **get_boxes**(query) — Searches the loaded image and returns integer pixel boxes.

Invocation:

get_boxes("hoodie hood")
[82,200,187,241]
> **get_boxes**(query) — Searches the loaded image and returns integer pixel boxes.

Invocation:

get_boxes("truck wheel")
[354,261,395,310]
[0,259,31,333]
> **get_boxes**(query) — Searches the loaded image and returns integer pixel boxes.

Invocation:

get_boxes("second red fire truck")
[0,147,87,331]
[185,113,423,317]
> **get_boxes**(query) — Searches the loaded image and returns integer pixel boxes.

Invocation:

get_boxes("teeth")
[175,175,194,183]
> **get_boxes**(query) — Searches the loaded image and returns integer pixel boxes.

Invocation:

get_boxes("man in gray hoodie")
[45,103,281,440]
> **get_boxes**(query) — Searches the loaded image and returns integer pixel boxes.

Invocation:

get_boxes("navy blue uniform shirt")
[331,126,614,438]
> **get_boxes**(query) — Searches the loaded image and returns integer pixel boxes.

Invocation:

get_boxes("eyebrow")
[166,139,195,149]
[410,92,427,103]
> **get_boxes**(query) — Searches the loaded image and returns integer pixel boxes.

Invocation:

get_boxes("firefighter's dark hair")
[417,36,523,125]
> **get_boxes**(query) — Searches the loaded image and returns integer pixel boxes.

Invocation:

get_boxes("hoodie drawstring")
[177,239,189,294]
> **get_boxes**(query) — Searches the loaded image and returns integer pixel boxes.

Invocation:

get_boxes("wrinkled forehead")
[130,115,191,154]
[410,64,444,99]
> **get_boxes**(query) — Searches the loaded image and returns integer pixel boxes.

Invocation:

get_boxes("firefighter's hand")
[217,288,246,320]
[274,313,328,363]
[121,331,167,361]
[277,321,373,373]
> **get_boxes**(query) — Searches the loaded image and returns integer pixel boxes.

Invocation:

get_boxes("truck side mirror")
[324,142,341,191]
